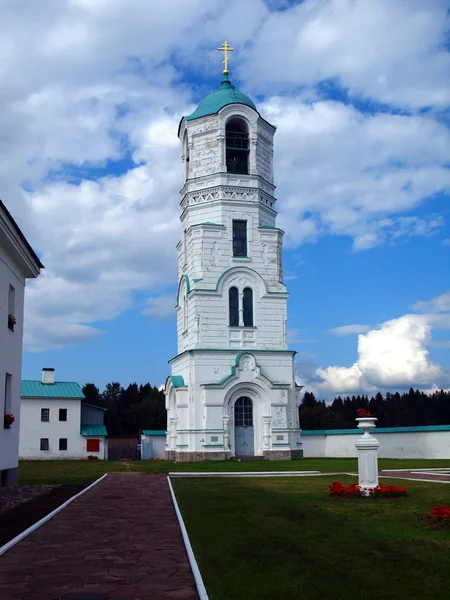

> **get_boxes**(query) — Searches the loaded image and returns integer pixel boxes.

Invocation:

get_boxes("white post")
[263,416,272,449]
[223,415,231,451]
[355,417,379,495]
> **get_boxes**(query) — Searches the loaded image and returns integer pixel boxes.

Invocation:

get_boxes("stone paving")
[0,473,199,600]
[381,469,450,482]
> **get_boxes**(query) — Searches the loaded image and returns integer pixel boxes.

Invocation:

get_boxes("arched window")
[226,118,249,175]
[243,288,253,327]
[183,132,190,180]
[235,397,253,426]
[229,287,239,326]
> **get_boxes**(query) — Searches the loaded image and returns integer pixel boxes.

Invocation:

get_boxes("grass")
[18,457,450,485]
[172,475,450,600]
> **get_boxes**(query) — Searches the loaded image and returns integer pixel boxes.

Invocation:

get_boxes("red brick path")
[381,469,450,482]
[0,474,199,600]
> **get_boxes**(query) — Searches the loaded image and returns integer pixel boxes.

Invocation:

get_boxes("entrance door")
[234,397,254,456]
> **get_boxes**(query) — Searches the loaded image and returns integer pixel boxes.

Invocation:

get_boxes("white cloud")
[412,292,450,314]
[142,295,176,321]
[328,324,372,335]
[443,239,450,246]
[0,0,447,353]
[242,0,450,109]
[297,291,450,397]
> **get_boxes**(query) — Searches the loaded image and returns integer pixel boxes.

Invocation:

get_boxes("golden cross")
[218,41,234,75]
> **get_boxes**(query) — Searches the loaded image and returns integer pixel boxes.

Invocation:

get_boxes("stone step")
[235,456,265,462]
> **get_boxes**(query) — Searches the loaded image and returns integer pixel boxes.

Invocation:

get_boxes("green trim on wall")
[176,444,189,447]
[169,348,297,364]
[177,429,224,433]
[191,222,225,227]
[202,444,225,448]
[272,428,301,431]
[272,443,289,446]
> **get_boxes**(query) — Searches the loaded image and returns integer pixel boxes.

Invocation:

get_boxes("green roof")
[142,430,167,436]
[185,75,257,121]
[80,424,107,436]
[171,375,186,388]
[21,380,84,399]
[301,425,450,435]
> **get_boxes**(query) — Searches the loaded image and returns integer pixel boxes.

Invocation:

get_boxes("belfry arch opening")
[226,118,249,175]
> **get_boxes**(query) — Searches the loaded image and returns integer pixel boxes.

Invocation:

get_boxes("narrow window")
[226,118,249,174]
[4,374,12,416]
[232,220,247,257]
[40,438,49,451]
[59,408,67,421]
[229,287,239,326]
[243,288,253,327]
[87,439,100,452]
[41,408,50,422]
[8,285,15,331]
[59,438,67,451]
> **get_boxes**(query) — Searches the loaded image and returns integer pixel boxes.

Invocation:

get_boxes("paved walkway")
[381,469,450,482]
[0,474,198,600]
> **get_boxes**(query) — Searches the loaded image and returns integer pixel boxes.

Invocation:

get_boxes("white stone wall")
[0,244,26,474]
[301,430,450,459]
[19,398,106,459]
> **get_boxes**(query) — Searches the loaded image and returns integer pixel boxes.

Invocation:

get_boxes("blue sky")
[1,0,448,398]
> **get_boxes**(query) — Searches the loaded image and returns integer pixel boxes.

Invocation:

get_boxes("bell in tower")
[164,43,303,462]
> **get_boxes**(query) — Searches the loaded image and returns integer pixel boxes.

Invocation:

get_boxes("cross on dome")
[218,40,234,75]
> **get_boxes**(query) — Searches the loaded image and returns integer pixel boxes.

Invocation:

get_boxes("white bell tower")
[165,45,303,461]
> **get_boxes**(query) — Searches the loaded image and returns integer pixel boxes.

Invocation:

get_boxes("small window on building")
[229,287,239,326]
[86,438,100,452]
[243,288,253,327]
[8,285,15,331]
[40,438,49,451]
[232,220,247,257]
[59,438,67,451]
[41,408,50,422]
[59,408,67,421]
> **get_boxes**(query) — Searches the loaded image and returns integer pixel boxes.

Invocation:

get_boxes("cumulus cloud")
[0,0,447,352]
[298,291,450,397]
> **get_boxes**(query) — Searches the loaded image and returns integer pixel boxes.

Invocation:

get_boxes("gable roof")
[21,380,84,399]
[80,424,107,436]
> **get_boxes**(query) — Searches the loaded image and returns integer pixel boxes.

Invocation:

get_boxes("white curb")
[0,473,108,556]
[168,470,320,478]
[167,476,209,600]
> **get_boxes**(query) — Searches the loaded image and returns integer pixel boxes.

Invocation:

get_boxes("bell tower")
[165,44,303,462]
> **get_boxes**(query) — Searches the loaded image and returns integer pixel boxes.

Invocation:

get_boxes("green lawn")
[172,475,450,600]
[18,457,450,485]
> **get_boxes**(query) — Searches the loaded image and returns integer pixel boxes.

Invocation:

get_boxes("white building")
[141,430,167,460]
[165,59,303,461]
[19,368,107,460]
[0,200,42,486]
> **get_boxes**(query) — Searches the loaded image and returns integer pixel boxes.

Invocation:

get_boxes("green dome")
[185,75,257,121]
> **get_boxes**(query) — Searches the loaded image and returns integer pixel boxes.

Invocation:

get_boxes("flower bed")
[429,504,450,522]
[329,481,407,498]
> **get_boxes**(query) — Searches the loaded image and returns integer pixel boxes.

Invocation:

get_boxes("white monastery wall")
[301,430,450,459]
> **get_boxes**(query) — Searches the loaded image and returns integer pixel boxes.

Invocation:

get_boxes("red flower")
[329,481,407,498]
[356,408,372,417]
[4,413,15,426]
[429,504,450,521]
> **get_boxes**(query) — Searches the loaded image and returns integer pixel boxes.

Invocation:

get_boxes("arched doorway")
[234,396,254,456]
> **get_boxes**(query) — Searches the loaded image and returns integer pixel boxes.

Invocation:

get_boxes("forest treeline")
[82,382,166,436]
[82,382,450,435]
[299,388,450,430]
